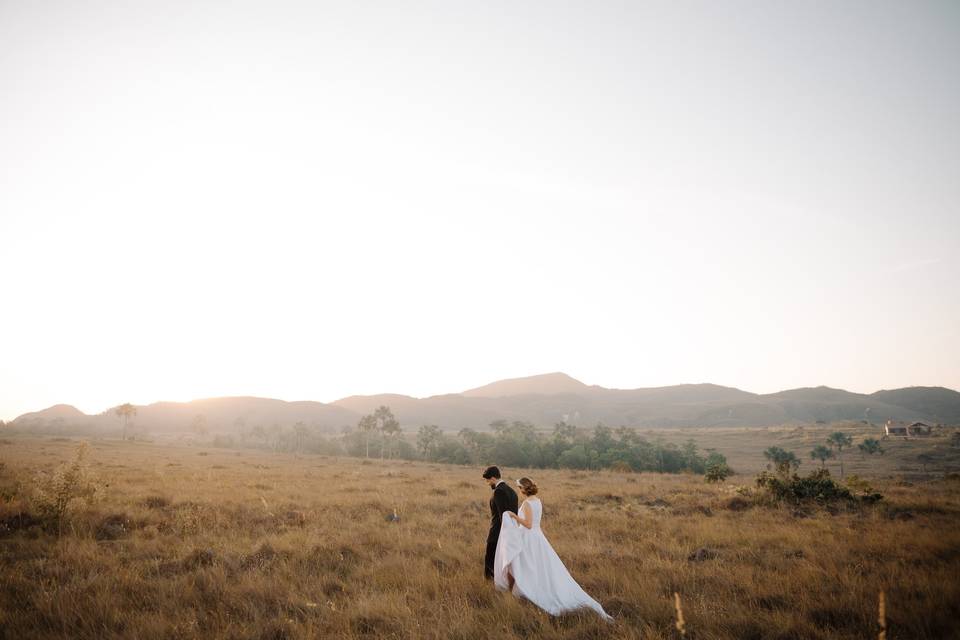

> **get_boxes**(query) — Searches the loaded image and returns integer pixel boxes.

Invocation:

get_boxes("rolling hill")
[9,373,960,434]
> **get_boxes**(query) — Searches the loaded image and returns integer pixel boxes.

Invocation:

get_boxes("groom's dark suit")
[485,480,519,579]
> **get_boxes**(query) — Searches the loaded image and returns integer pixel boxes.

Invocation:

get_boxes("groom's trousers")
[484,523,499,579]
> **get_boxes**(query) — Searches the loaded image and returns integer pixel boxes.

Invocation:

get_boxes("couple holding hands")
[481,465,612,621]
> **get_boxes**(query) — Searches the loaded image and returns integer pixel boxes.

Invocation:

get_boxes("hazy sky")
[1,1,959,420]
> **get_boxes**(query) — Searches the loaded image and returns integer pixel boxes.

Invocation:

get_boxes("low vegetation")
[1,437,959,639]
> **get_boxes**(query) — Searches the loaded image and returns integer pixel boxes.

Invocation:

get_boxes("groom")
[482,465,519,580]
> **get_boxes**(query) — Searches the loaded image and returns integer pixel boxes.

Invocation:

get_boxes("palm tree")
[826,432,853,478]
[811,444,834,469]
[114,403,137,440]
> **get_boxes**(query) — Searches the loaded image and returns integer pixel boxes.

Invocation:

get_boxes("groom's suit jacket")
[489,481,520,529]
[484,480,519,578]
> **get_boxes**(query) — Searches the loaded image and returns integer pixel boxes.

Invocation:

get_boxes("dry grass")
[1,436,959,639]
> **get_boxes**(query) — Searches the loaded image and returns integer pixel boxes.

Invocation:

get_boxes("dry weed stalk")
[878,590,887,640]
[674,591,686,637]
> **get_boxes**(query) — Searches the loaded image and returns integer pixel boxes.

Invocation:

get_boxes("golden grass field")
[1,433,959,640]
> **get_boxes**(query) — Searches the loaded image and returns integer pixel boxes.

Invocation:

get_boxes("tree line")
[210,406,730,475]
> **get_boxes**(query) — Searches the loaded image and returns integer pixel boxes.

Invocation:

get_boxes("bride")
[493,477,613,621]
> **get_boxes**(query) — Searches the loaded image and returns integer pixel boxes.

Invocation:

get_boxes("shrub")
[844,475,884,504]
[704,461,733,483]
[30,442,102,535]
[755,467,857,505]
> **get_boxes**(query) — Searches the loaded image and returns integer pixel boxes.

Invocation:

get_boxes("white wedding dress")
[493,497,613,621]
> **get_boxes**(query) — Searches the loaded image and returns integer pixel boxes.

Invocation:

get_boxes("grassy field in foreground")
[1,436,959,639]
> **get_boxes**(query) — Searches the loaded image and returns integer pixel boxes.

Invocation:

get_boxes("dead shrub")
[282,510,306,527]
[95,513,131,540]
[351,613,401,636]
[723,496,752,511]
[0,511,42,537]
[182,547,216,570]
[241,542,290,571]
[142,495,170,509]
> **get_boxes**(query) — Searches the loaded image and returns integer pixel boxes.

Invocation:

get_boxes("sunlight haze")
[1,1,958,420]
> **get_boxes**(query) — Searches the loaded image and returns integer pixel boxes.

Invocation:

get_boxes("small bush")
[755,466,856,505]
[844,475,884,504]
[30,442,102,535]
[704,461,733,483]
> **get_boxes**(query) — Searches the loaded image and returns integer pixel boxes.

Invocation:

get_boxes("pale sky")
[1,1,959,421]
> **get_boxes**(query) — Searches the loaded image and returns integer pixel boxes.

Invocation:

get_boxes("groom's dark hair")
[482,466,501,479]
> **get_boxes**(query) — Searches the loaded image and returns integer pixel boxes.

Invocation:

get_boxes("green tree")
[810,444,834,468]
[858,437,884,458]
[417,424,442,460]
[374,405,401,459]
[552,421,577,445]
[357,414,377,458]
[114,403,137,440]
[826,432,853,478]
[763,446,800,473]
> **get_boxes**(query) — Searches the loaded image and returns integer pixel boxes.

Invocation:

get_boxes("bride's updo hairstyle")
[517,477,538,496]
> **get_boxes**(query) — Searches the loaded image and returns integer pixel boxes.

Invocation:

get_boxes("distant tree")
[458,428,492,464]
[293,421,309,452]
[826,432,853,478]
[190,414,209,438]
[489,420,509,437]
[811,444,834,468]
[592,424,615,451]
[234,416,247,443]
[114,403,137,440]
[251,424,267,446]
[680,439,707,473]
[374,406,401,459]
[267,423,282,450]
[357,414,377,458]
[417,424,442,459]
[552,421,577,445]
[917,452,934,473]
[858,437,884,458]
[764,446,800,473]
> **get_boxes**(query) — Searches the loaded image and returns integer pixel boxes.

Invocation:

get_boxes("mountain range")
[9,372,960,434]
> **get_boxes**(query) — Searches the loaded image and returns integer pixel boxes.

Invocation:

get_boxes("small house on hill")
[885,420,932,437]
